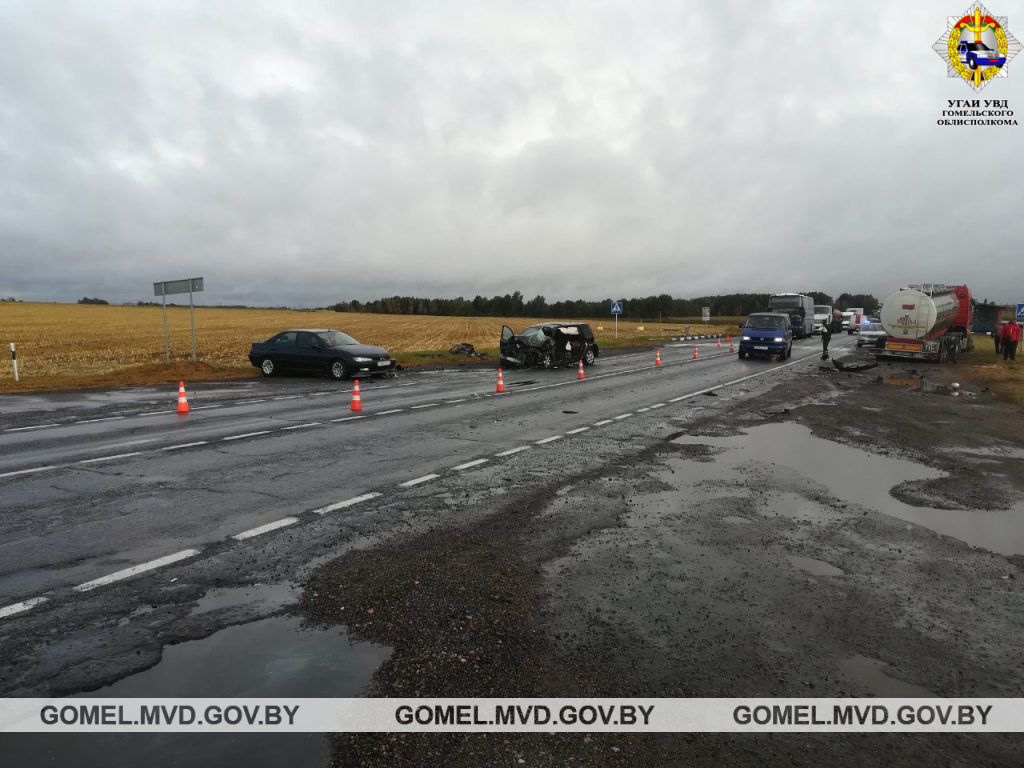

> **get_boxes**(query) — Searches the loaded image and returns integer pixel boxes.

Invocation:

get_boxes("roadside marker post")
[9,343,18,382]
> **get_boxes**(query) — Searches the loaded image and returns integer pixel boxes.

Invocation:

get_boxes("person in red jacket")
[1001,319,1020,361]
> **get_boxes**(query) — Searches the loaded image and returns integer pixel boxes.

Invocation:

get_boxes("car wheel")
[968,56,978,70]
[330,360,348,380]
[260,358,275,376]
[539,353,553,369]
[583,348,596,366]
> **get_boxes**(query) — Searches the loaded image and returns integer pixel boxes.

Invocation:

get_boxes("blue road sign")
[611,301,624,315]
[1017,303,1024,320]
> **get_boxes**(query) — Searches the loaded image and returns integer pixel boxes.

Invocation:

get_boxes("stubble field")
[0,303,741,392]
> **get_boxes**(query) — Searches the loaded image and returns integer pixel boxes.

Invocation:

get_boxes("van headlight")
[742,335,752,341]
[773,337,784,342]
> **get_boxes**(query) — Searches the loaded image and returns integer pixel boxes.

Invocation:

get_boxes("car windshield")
[814,305,830,314]
[518,326,549,342]
[962,42,992,51]
[321,331,360,346]
[769,296,801,309]
[745,315,786,330]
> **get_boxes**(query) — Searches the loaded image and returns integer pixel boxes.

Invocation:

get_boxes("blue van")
[738,312,793,360]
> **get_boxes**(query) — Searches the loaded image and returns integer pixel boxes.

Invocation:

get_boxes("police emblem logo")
[933,4,1022,90]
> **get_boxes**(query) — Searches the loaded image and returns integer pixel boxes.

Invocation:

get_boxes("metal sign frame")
[153,278,205,362]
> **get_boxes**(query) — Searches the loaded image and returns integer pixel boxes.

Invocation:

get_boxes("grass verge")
[956,334,1024,405]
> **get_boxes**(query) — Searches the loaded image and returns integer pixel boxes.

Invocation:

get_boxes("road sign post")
[9,343,18,382]
[154,277,204,362]
[702,306,710,329]
[611,301,624,339]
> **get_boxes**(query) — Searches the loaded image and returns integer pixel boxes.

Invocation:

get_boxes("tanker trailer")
[871,285,973,362]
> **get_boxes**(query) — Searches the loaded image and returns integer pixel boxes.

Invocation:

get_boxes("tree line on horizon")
[330,291,880,319]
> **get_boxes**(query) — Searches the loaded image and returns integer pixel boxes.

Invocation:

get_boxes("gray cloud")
[1,0,1022,307]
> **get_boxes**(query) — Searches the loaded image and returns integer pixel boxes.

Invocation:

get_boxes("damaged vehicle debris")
[499,322,600,369]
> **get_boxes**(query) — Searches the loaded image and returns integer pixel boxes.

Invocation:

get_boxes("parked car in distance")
[500,322,599,369]
[857,317,886,348]
[248,329,396,380]
[738,313,793,360]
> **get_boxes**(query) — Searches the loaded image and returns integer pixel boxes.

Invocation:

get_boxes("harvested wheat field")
[0,303,740,392]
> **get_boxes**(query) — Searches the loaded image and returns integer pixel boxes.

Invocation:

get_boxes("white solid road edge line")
[667,350,822,404]
[281,422,320,431]
[495,446,531,457]
[399,473,440,487]
[74,549,201,592]
[162,441,209,451]
[535,435,563,444]
[232,517,299,540]
[5,424,59,432]
[376,409,405,416]
[411,403,440,409]
[331,415,366,422]
[0,596,48,620]
[452,458,489,471]
[314,492,383,515]
[0,466,56,479]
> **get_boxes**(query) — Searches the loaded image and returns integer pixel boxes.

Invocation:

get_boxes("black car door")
[269,332,299,370]
[295,332,326,371]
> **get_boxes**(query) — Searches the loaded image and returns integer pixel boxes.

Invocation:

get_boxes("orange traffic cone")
[176,381,189,414]
[693,345,699,360]
[716,337,722,349]
[351,379,363,412]
[726,334,731,343]
[496,368,506,393]
[655,349,662,366]
[577,360,585,380]
[730,340,735,353]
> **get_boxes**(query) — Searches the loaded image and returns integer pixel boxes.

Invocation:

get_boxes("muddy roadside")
[302,357,1024,767]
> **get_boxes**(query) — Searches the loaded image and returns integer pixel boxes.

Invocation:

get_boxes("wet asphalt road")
[0,337,840,608]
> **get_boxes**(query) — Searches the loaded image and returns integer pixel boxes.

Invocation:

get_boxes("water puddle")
[190,582,299,616]
[788,555,844,577]
[882,377,973,397]
[8,616,390,767]
[672,423,1024,556]
[839,654,934,697]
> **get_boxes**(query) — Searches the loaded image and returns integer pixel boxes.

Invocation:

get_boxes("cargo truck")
[870,284,973,363]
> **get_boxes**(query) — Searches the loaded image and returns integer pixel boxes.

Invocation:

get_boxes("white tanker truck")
[868,284,974,363]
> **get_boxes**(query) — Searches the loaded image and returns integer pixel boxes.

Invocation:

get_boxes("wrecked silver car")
[499,322,600,369]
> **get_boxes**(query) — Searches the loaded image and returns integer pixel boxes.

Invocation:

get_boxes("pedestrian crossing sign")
[1017,303,1024,319]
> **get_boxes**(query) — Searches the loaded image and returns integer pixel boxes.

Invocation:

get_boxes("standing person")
[821,313,832,359]
[994,319,1003,355]
[1001,319,1020,361]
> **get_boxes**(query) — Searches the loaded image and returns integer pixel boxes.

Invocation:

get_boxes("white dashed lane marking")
[162,441,209,451]
[0,466,55,479]
[78,452,142,464]
[614,413,633,420]
[314,492,382,515]
[452,458,489,471]
[232,517,299,540]
[281,422,319,431]
[376,409,405,416]
[535,435,563,444]
[331,415,365,422]
[495,446,531,457]
[74,549,201,592]
[593,419,613,426]
[0,597,48,619]
[411,403,439,409]
[222,431,272,441]
[566,427,590,434]
[399,474,440,488]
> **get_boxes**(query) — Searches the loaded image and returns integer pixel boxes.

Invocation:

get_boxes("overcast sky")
[1,0,1021,308]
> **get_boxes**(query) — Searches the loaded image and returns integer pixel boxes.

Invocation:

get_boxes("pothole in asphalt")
[839,654,934,697]
[672,422,1024,556]
[189,582,299,616]
[787,555,844,577]
[10,617,391,768]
